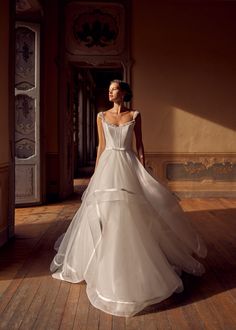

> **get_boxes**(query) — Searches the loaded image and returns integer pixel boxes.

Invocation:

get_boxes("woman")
[50,80,207,317]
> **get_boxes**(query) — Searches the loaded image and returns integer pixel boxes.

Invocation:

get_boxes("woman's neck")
[112,103,127,114]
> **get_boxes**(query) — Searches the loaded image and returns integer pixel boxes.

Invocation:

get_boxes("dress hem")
[86,283,183,317]
[51,272,183,318]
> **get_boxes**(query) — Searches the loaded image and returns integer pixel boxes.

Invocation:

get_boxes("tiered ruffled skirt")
[50,149,207,317]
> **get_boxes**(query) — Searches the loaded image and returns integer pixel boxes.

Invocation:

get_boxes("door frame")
[8,0,16,239]
[58,0,132,199]
[14,21,41,206]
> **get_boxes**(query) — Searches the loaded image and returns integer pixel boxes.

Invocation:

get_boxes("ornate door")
[15,23,41,204]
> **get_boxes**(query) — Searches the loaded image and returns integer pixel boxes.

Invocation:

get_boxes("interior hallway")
[0,184,236,329]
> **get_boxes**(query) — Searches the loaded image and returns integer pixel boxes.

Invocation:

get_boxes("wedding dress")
[50,110,207,317]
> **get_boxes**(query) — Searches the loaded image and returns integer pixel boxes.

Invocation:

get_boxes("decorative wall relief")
[73,9,118,48]
[15,26,35,90]
[15,95,35,134]
[15,139,35,159]
[65,2,125,55]
[15,166,34,197]
[167,162,236,181]
[15,94,35,158]
[145,153,236,197]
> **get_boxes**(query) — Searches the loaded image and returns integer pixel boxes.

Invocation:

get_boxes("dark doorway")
[72,67,123,178]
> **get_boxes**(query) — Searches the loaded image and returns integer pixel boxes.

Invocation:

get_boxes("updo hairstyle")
[110,80,133,102]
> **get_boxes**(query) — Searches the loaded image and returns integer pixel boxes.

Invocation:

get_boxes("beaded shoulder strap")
[97,111,104,120]
[133,110,140,120]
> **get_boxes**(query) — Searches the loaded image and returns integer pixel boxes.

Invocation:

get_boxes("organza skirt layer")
[50,149,207,317]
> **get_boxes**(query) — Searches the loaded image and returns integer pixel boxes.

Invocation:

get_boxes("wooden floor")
[0,183,236,329]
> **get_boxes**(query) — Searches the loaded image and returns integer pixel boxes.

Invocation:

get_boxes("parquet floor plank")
[19,275,51,329]
[60,284,81,330]
[125,315,143,330]
[0,249,48,329]
[112,315,126,330]
[136,312,157,330]
[73,284,90,330]
[155,309,171,330]
[97,311,112,330]
[32,277,61,330]
[86,303,100,330]
[166,307,191,330]
[180,303,205,330]
[46,281,71,329]
[4,276,43,330]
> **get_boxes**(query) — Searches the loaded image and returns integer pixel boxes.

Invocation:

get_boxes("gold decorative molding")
[145,152,236,198]
[183,161,234,176]
[183,162,206,175]
[215,162,234,175]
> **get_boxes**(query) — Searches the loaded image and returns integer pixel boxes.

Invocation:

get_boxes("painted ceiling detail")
[66,2,125,55]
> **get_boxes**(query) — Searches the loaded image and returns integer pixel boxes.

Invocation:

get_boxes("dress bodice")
[98,111,139,151]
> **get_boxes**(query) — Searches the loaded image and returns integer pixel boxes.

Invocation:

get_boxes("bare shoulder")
[102,109,113,118]
[105,108,113,114]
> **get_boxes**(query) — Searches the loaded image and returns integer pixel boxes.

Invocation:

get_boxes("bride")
[50,80,207,317]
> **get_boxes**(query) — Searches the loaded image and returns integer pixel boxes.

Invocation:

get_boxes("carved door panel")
[15,23,41,204]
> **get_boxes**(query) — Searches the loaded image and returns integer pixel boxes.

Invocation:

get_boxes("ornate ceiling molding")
[16,0,42,14]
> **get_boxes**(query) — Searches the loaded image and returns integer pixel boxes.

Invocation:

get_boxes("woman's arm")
[95,114,106,169]
[134,113,145,167]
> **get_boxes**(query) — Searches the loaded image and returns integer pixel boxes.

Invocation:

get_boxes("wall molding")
[145,152,236,198]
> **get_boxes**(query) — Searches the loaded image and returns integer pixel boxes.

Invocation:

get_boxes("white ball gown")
[50,110,207,317]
